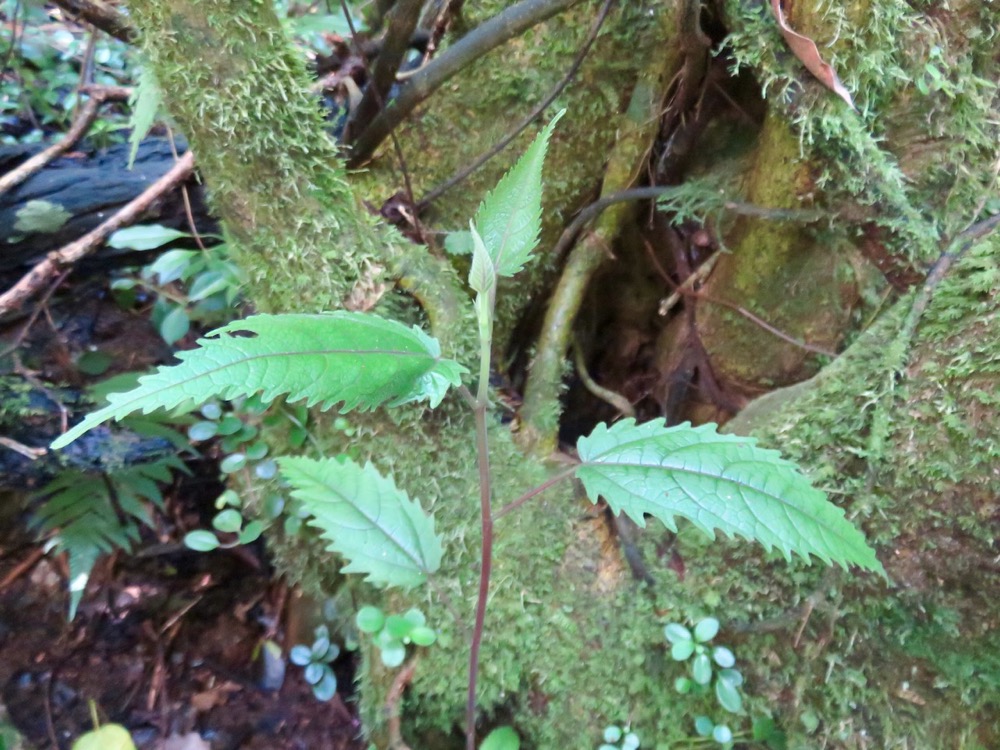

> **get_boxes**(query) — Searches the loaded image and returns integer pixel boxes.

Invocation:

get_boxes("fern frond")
[31,459,182,619]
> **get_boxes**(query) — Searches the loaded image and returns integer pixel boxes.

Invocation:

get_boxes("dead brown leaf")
[770,0,855,109]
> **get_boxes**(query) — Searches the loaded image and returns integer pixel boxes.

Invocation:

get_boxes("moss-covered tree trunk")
[129,0,998,746]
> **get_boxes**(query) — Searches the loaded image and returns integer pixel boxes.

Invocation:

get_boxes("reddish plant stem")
[466,402,494,750]
[493,465,577,520]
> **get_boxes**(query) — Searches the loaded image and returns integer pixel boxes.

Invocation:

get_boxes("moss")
[711,237,1000,747]
[695,112,859,392]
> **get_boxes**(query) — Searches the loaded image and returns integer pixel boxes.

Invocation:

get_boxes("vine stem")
[466,288,496,750]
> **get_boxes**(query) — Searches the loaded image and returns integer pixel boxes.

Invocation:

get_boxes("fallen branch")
[0,85,129,196]
[0,151,195,317]
[49,0,138,44]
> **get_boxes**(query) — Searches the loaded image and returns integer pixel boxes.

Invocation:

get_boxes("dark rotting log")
[0,138,217,277]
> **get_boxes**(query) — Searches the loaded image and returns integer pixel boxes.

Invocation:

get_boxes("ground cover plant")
[53,120,882,749]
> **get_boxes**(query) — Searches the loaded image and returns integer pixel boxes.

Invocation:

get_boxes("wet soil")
[0,492,365,750]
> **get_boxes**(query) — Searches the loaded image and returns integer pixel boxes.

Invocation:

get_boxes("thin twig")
[418,0,616,208]
[167,127,207,250]
[0,546,46,591]
[657,248,722,316]
[48,0,138,44]
[0,85,129,196]
[0,151,195,317]
[0,269,72,359]
[348,0,583,166]
[346,0,424,141]
[553,186,828,260]
[0,435,47,459]
[694,291,837,356]
[0,98,99,196]
[493,465,577,520]
[387,656,419,750]
[572,335,635,417]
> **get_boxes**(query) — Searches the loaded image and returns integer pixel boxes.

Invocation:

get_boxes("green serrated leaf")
[443,230,474,255]
[279,456,442,589]
[127,64,163,169]
[468,221,496,295]
[473,110,563,278]
[51,313,467,449]
[576,420,884,574]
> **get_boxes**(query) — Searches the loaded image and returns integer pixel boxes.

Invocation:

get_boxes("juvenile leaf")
[280,456,443,589]
[473,110,564,278]
[127,65,164,169]
[576,420,884,574]
[52,313,467,449]
[467,222,496,295]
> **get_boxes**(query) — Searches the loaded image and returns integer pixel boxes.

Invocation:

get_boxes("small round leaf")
[715,674,742,713]
[71,724,135,750]
[408,626,437,647]
[402,608,427,627]
[671,639,696,661]
[220,453,247,473]
[664,623,692,644]
[379,639,406,668]
[238,520,265,545]
[385,614,413,641]
[158,306,190,345]
[603,726,622,743]
[712,646,736,668]
[694,617,720,643]
[212,509,243,533]
[719,668,743,687]
[312,669,337,701]
[200,402,223,420]
[311,636,331,660]
[692,652,713,685]
[290,645,313,666]
[304,662,324,685]
[622,732,640,750]
[480,725,520,750]
[217,415,243,436]
[184,530,220,551]
[188,421,218,441]
[356,606,385,633]
[694,716,714,737]
[712,725,733,744]
[674,677,693,694]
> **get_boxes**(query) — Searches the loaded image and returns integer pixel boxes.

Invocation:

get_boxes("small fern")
[31,457,186,619]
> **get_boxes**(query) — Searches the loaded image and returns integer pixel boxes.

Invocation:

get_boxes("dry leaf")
[770,0,855,109]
